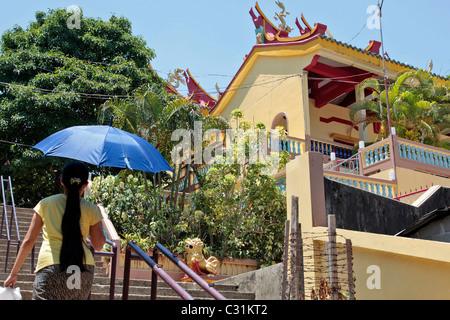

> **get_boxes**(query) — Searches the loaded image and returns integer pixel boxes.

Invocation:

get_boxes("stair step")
[1,207,256,300]
[0,274,255,300]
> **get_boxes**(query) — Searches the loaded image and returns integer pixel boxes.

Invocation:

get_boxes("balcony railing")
[324,171,397,198]
[309,137,353,159]
[360,135,450,178]
[397,139,450,170]
[274,172,286,194]
[269,134,305,157]
[362,140,391,167]
[274,167,397,198]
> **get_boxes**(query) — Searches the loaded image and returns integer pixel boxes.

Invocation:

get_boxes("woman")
[3,161,106,300]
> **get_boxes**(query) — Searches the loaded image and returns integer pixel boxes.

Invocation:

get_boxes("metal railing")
[324,153,360,175]
[87,238,118,300]
[122,241,194,300]
[393,187,430,205]
[155,243,226,300]
[1,176,21,273]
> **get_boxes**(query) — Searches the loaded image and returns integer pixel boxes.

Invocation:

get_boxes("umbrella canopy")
[33,125,173,173]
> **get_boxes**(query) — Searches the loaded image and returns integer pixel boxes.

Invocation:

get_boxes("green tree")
[99,84,230,208]
[187,112,290,264]
[349,70,449,149]
[98,84,228,162]
[0,8,162,206]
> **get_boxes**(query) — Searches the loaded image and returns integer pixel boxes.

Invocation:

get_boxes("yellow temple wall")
[316,227,450,300]
[216,53,383,146]
[286,152,450,300]
[308,99,378,144]
[218,54,315,140]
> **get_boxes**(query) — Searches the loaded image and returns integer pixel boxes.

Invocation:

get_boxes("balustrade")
[310,139,352,159]
[364,142,390,166]
[275,176,286,193]
[324,173,395,198]
[270,135,304,155]
[398,141,449,169]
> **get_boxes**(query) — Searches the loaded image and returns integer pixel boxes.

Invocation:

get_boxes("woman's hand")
[3,272,17,288]
[3,212,43,289]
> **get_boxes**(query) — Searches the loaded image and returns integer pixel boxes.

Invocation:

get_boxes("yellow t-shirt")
[34,194,103,273]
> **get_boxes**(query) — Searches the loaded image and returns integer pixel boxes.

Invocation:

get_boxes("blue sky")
[1,0,449,97]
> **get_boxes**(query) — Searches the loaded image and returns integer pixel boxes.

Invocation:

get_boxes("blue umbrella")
[33,125,173,173]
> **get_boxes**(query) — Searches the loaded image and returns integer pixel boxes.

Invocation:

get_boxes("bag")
[0,287,22,300]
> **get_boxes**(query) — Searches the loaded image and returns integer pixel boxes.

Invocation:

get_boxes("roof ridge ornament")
[167,68,186,89]
[273,1,293,33]
[250,1,328,44]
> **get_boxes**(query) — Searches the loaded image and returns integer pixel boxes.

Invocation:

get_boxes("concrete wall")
[331,227,450,300]
[215,263,283,300]
[287,152,450,300]
[408,214,450,243]
[324,178,450,235]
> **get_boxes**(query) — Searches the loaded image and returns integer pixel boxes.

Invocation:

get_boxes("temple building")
[165,2,450,299]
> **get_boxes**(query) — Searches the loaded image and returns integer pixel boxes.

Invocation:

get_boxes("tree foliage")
[349,70,449,149]
[183,112,289,264]
[0,8,162,206]
[88,111,288,265]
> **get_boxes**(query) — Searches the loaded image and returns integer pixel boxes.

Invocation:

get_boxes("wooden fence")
[281,196,355,300]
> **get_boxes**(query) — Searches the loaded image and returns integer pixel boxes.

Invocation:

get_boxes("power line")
[0,81,130,100]
[347,21,368,45]
[1,46,375,86]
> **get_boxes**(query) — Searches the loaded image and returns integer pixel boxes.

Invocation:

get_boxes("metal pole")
[155,243,226,300]
[298,222,305,300]
[108,240,118,300]
[122,245,132,300]
[378,0,392,136]
[150,247,159,300]
[132,242,194,300]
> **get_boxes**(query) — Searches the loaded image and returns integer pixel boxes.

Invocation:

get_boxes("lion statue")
[184,238,219,276]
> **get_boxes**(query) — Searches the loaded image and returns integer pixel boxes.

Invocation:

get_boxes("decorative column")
[300,71,310,153]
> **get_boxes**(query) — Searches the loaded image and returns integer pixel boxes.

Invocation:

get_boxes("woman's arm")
[89,220,106,251]
[3,212,43,288]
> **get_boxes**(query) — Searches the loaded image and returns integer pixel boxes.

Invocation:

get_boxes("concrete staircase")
[0,206,255,300]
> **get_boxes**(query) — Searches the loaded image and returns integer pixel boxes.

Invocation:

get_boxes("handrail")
[155,243,227,300]
[86,238,118,300]
[326,153,360,175]
[123,241,194,300]
[1,176,21,273]
[393,188,429,201]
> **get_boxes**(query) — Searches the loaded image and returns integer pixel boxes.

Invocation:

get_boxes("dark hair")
[60,161,89,272]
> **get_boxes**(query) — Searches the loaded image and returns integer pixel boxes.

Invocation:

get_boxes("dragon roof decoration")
[250,1,328,44]
[249,1,381,55]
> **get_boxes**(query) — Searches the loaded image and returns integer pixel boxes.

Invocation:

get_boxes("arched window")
[271,112,289,134]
